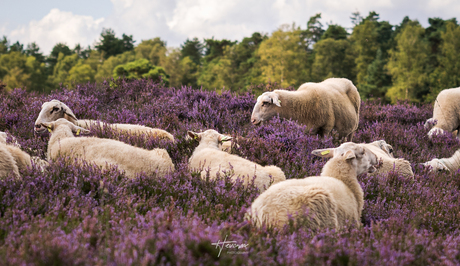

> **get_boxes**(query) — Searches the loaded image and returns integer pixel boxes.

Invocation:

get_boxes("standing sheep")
[247,142,378,229]
[426,87,460,138]
[188,129,285,192]
[423,149,460,172]
[41,118,174,179]
[250,78,360,141]
[34,100,175,142]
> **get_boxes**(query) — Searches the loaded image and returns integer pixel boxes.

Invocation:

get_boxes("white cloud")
[9,8,104,54]
[3,0,460,55]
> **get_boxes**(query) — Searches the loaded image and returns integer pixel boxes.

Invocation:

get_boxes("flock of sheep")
[1,77,459,230]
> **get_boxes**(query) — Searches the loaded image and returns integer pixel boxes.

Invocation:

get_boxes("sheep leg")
[346,132,354,142]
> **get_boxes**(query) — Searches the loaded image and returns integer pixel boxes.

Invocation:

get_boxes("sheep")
[41,118,174,179]
[250,78,361,141]
[0,131,48,174]
[34,100,175,142]
[423,149,460,172]
[426,87,460,138]
[188,129,285,192]
[0,143,20,179]
[365,140,414,179]
[247,142,378,229]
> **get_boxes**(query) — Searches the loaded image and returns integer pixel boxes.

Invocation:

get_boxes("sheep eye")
[389,148,393,154]
[262,101,270,106]
[50,106,60,114]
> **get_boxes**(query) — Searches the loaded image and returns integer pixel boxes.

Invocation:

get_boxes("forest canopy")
[0,12,459,103]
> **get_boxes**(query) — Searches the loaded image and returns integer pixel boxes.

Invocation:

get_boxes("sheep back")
[432,87,460,132]
[48,137,174,179]
[189,148,284,191]
[279,78,359,139]
[0,145,20,179]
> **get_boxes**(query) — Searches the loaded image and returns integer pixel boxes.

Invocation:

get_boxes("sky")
[0,0,459,55]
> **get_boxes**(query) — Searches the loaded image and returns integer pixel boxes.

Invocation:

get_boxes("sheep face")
[423,159,449,172]
[371,140,394,158]
[312,142,379,175]
[251,92,281,125]
[41,118,89,135]
[187,129,232,147]
[34,100,78,134]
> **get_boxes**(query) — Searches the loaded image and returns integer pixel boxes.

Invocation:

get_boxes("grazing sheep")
[188,129,285,192]
[34,100,175,142]
[41,118,174,179]
[365,140,414,179]
[247,142,378,229]
[424,149,460,172]
[250,78,360,141]
[426,87,460,138]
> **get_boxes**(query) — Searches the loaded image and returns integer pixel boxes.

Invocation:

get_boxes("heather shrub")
[0,79,459,264]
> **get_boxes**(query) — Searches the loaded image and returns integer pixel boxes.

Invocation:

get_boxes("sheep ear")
[344,150,356,160]
[62,107,78,122]
[72,125,90,135]
[271,93,281,107]
[219,135,232,142]
[187,131,200,141]
[311,148,334,158]
[41,122,55,132]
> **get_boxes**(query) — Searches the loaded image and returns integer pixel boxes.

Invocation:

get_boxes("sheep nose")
[34,124,42,129]
[251,119,256,124]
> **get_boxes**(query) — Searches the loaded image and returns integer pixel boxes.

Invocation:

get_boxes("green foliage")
[386,20,429,103]
[322,24,348,40]
[95,51,135,82]
[257,24,309,88]
[135,37,167,66]
[426,21,460,101]
[95,28,135,59]
[113,59,169,86]
[312,38,355,82]
[181,38,204,66]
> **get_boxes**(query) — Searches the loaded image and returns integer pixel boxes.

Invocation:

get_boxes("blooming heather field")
[1,80,460,265]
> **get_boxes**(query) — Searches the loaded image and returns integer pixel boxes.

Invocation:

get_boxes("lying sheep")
[247,142,378,229]
[426,87,460,138]
[0,131,48,174]
[423,149,460,172]
[0,139,20,179]
[250,78,360,141]
[41,118,175,179]
[364,140,414,179]
[34,100,175,142]
[188,129,285,192]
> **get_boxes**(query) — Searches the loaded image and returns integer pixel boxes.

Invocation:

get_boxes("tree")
[73,44,92,59]
[95,51,136,82]
[386,21,429,102]
[47,43,73,75]
[311,38,355,82]
[426,21,460,101]
[66,62,96,86]
[26,42,45,63]
[303,13,324,47]
[113,59,169,86]
[322,24,348,40]
[50,53,80,86]
[257,24,309,88]
[135,38,167,66]
[180,37,203,65]
[95,28,135,59]
[0,36,8,54]
[202,38,236,63]
[9,41,24,53]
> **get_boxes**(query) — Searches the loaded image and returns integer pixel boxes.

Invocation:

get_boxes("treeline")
[1,11,460,102]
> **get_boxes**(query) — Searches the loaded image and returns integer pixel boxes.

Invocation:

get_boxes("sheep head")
[34,100,78,134]
[312,142,379,175]
[187,129,232,147]
[251,92,281,125]
[423,158,449,172]
[41,118,90,136]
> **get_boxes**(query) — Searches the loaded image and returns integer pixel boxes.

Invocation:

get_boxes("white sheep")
[247,142,378,229]
[0,131,48,174]
[426,87,460,138]
[34,100,175,142]
[41,118,175,179]
[364,140,414,179]
[423,149,460,172]
[250,78,361,141]
[188,129,285,192]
